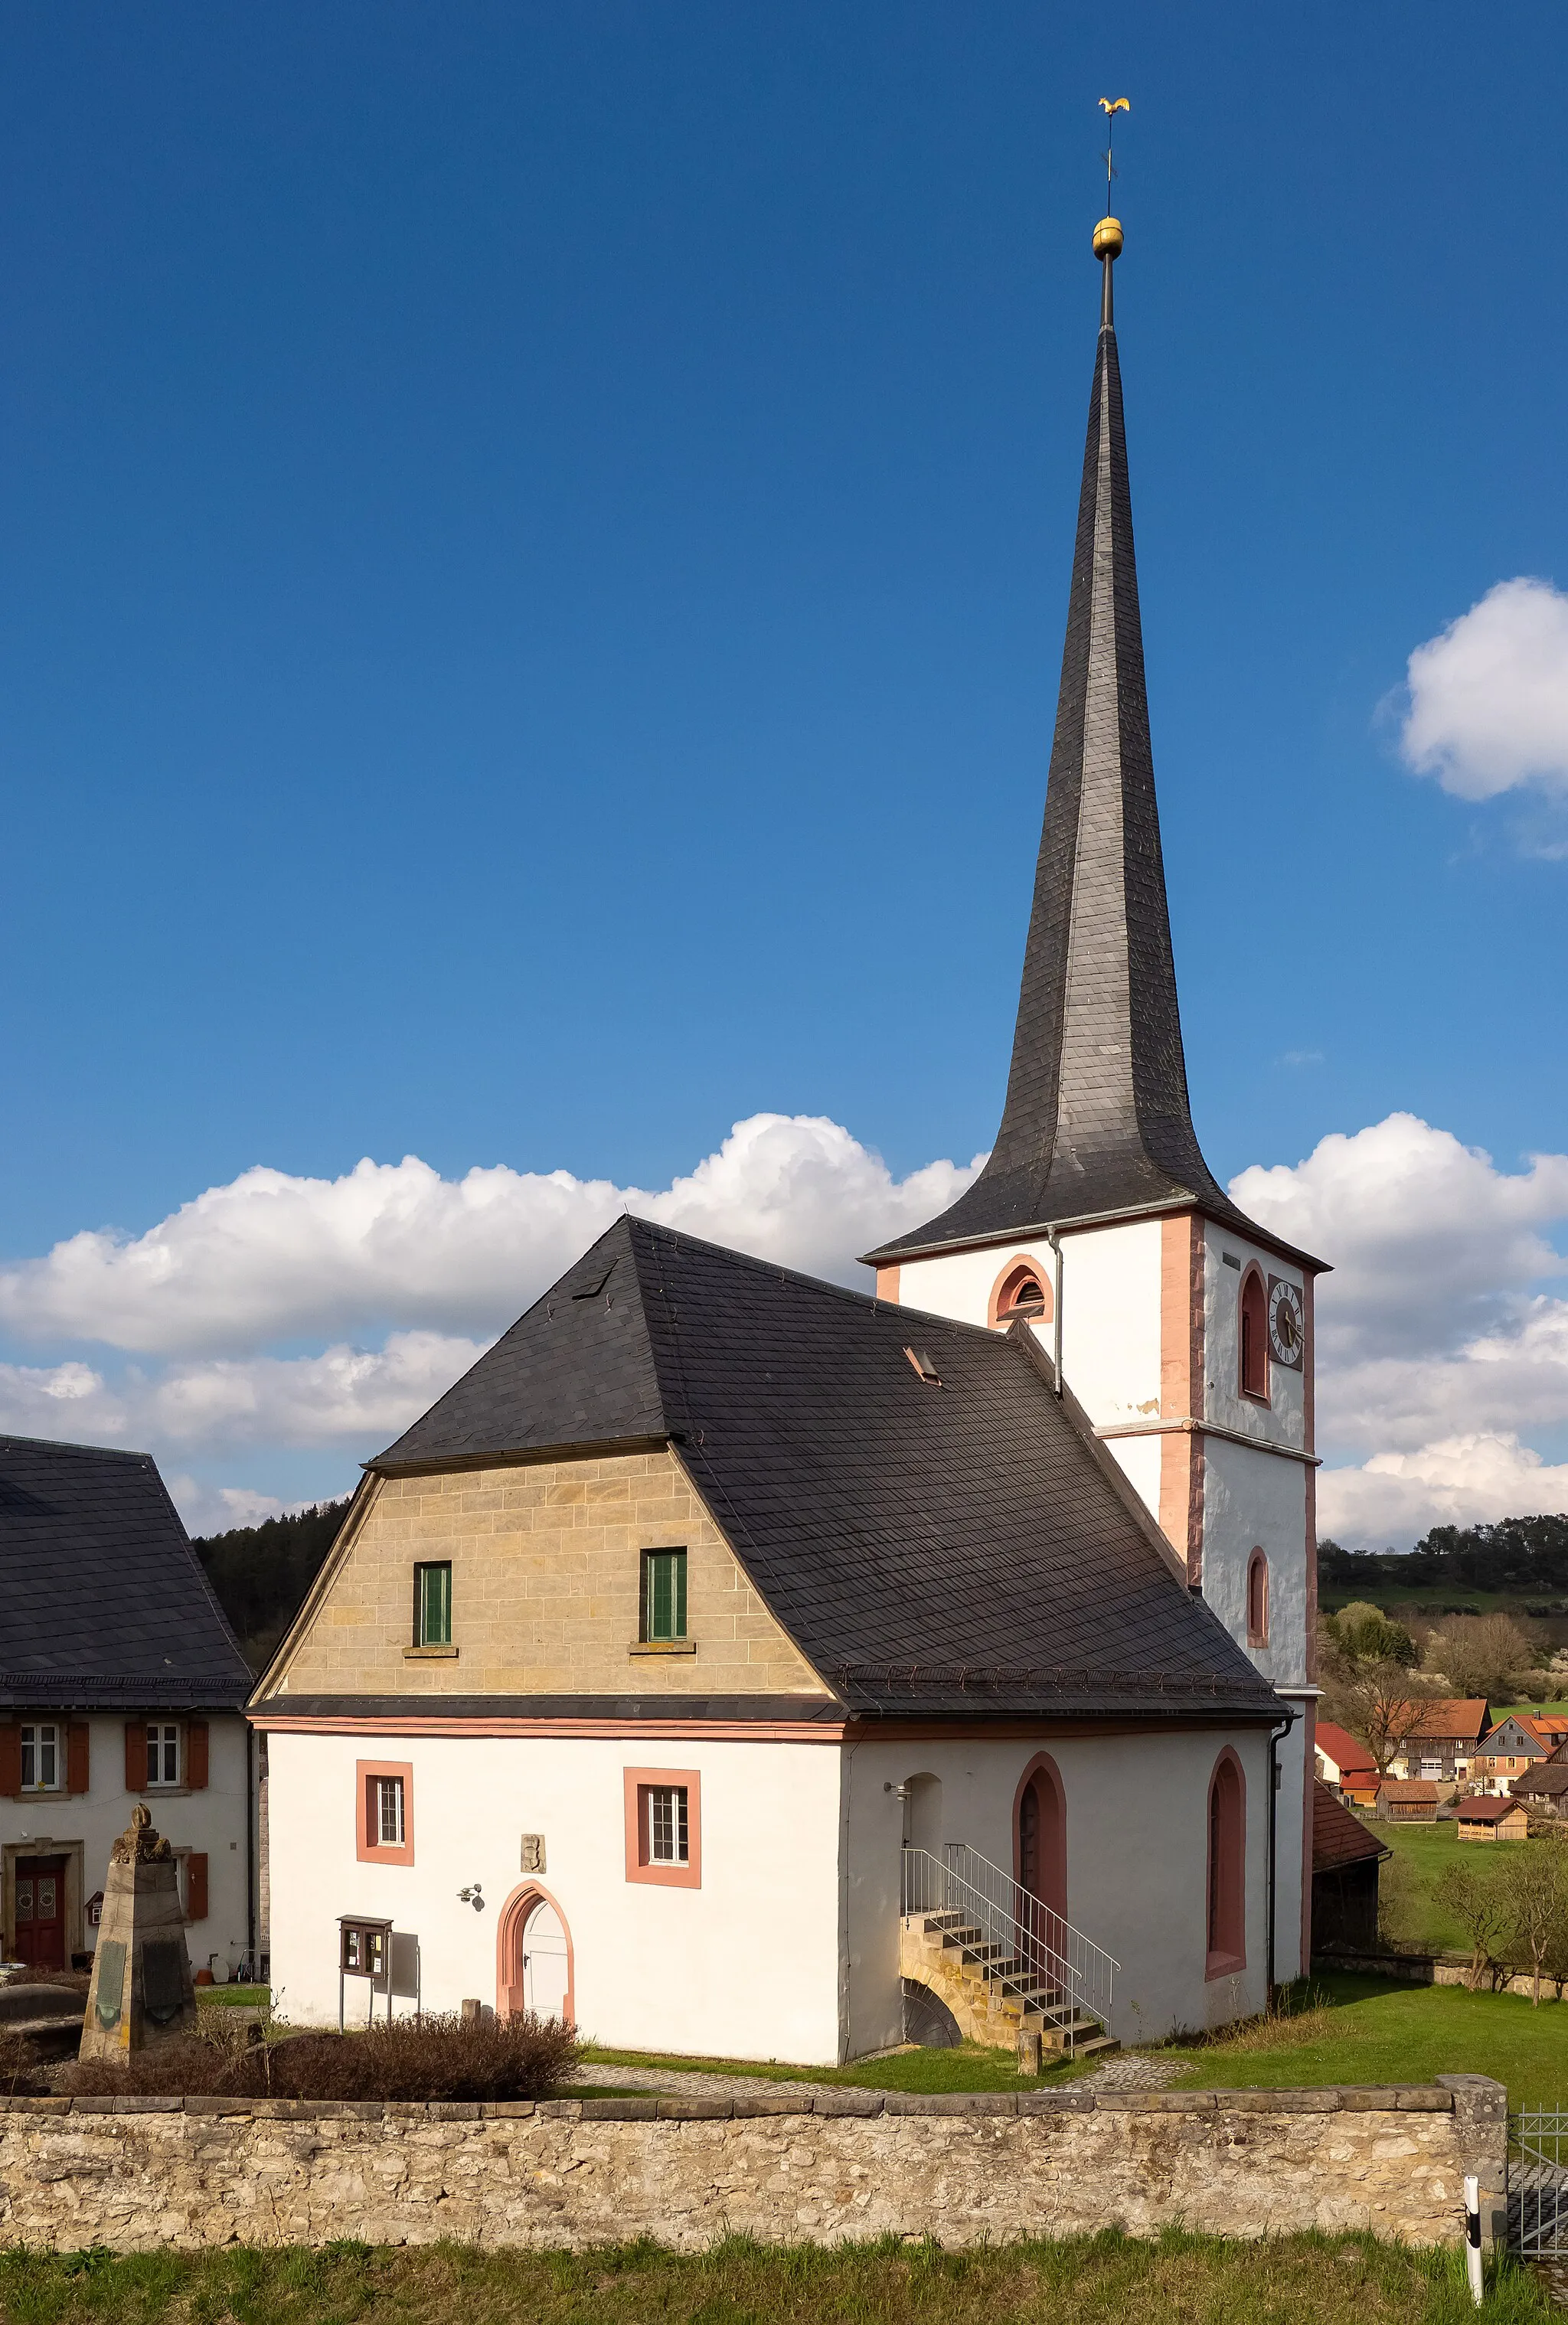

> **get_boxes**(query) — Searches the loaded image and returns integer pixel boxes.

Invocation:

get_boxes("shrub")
[59,2010,578,2102]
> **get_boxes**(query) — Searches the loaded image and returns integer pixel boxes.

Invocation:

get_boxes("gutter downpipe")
[1047,1226,1064,1396]
[1266,1705,1296,2002]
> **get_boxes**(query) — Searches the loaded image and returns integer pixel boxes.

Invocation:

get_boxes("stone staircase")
[902,1908,1119,2059]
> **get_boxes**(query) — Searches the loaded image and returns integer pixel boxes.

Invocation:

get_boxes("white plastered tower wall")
[884,1206,1317,1987]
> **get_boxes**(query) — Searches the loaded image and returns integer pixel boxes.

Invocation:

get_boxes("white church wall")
[265,1729,844,2063]
[1103,1432,1161,1517]
[1201,1225,1307,1453]
[1269,1703,1312,1987]
[895,1243,1055,1331]
[845,1726,1272,2051]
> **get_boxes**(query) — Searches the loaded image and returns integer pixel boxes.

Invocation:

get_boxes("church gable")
[256,1447,826,1704]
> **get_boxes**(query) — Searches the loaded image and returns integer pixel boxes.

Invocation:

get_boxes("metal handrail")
[900,1841,1119,2037]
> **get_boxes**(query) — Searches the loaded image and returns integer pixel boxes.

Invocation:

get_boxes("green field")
[0,2233,1546,2325]
[1373,1816,1533,1954]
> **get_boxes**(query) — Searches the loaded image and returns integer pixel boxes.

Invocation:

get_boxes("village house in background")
[1470,1712,1568,1796]
[253,214,1327,2062]
[1511,1752,1568,1818]
[1377,1780,1449,1824]
[1454,1796,1530,1843]
[1383,1700,1491,1787]
[1313,1720,1379,1808]
[0,1436,255,1977]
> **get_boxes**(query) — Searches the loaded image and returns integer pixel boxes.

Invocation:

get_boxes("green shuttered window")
[414,1561,452,1647]
[641,1549,688,1642]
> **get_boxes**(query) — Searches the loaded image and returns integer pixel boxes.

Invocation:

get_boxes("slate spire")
[871,217,1256,1262]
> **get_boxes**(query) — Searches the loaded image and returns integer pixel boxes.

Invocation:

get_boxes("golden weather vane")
[1098,96,1129,213]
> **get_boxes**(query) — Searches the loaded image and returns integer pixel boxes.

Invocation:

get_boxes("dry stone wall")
[0,2079,1505,2252]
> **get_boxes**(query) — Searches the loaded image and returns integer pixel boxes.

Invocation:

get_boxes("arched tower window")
[1239,1268,1269,1402]
[1205,1752,1246,1978]
[1246,1551,1269,1647]
[989,1260,1054,1329]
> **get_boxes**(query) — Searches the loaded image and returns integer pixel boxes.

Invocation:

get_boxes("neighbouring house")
[1455,1797,1530,1843]
[1385,1701,1491,1786]
[1507,1760,1568,1819]
[1314,1721,1379,1808]
[1472,1715,1562,1796]
[1310,1780,1389,1954]
[1377,1780,1450,1824]
[0,1435,255,1976]
[250,221,1324,2065]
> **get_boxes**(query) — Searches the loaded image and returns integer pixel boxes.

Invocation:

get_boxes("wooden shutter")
[186,1853,208,1922]
[67,1723,90,1796]
[0,1725,19,1801]
[186,1720,209,1790]
[124,1721,148,1792]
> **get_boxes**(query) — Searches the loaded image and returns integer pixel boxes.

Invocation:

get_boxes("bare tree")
[1501,1841,1568,2005]
[1328,1660,1429,1779]
[1437,1863,1513,1990]
[1422,1614,1537,1703]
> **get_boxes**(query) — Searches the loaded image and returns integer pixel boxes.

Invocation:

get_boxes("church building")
[252,210,1324,2062]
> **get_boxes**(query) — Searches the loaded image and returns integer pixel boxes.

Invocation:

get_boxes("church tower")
[864,209,1324,1974]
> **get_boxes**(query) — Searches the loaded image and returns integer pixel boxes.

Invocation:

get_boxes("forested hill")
[1320,1516,1568,1605]
[190,1497,352,1673]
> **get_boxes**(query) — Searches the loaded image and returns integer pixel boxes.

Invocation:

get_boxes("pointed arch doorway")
[1014,1755,1067,1926]
[496,1883,575,2026]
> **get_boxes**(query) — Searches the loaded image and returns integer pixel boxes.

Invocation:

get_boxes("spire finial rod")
[1094,98,1129,328]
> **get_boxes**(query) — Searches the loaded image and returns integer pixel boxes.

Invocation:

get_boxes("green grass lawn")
[580,2039,1079,2093]
[0,2233,1546,2324]
[1374,1815,1534,1954]
[1168,1971,1568,2104]
[593,1970,1568,2105]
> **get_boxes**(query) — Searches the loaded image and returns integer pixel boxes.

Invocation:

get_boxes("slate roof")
[0,1435,251,1709]
[867,262,1318,1270]
[369,1216,1282,1724]
[1311,1781,1388,1873]
[1513,1763,1568,1798]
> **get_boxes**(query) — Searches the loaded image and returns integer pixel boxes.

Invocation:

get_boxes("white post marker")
[1463,2173,1484,2307]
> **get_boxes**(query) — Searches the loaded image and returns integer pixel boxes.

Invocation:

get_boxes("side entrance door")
[521,1899,570,2021]
[15,1855,67,1971]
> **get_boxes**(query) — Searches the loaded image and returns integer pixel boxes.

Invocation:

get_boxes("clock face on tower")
[1266,1275,1305,1371]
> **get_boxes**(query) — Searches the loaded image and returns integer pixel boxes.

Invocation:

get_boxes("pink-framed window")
[1246,1550,1269,1647]
[1205,1749,1246,1979]
[356,1758,415,1867]
[988,1258,1054,1330]
[1239,1268,1269,1402]
[623,1765,702,1889]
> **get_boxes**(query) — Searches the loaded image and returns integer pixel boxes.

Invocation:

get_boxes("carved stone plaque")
[521,1834,546,1875]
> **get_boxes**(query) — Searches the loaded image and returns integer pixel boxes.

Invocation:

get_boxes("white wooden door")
[521,1899,569,2020]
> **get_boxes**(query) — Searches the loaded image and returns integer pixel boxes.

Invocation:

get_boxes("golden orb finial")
[1093,216,1123,260]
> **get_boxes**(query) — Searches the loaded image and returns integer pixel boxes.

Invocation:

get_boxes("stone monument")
[80,1805,198,2059]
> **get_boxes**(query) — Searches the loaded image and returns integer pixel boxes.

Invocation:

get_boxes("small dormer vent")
[903,1347,942,1386]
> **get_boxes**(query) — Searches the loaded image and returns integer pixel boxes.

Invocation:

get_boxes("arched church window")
[1206,1752,1246,1978]
[1239,1269,1269,1402]
[990,1261,1054,1328]
[1246,1551,1269,1647]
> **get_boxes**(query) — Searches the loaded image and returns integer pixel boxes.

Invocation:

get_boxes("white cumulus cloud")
[1400,576,1568,800]
[1317,1434,1568,1548]
[0,1115,980,1358]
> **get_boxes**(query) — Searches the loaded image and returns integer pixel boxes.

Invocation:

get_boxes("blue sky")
[2,3,1567,1541]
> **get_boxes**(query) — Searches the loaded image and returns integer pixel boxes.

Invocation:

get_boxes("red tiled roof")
[1396,1700,1490,1743]
[1312,1780,1389,1872]
[1379,1781,1444,1803]
[1456,1797,1529,1824]
[1315,1721,1377,1777]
